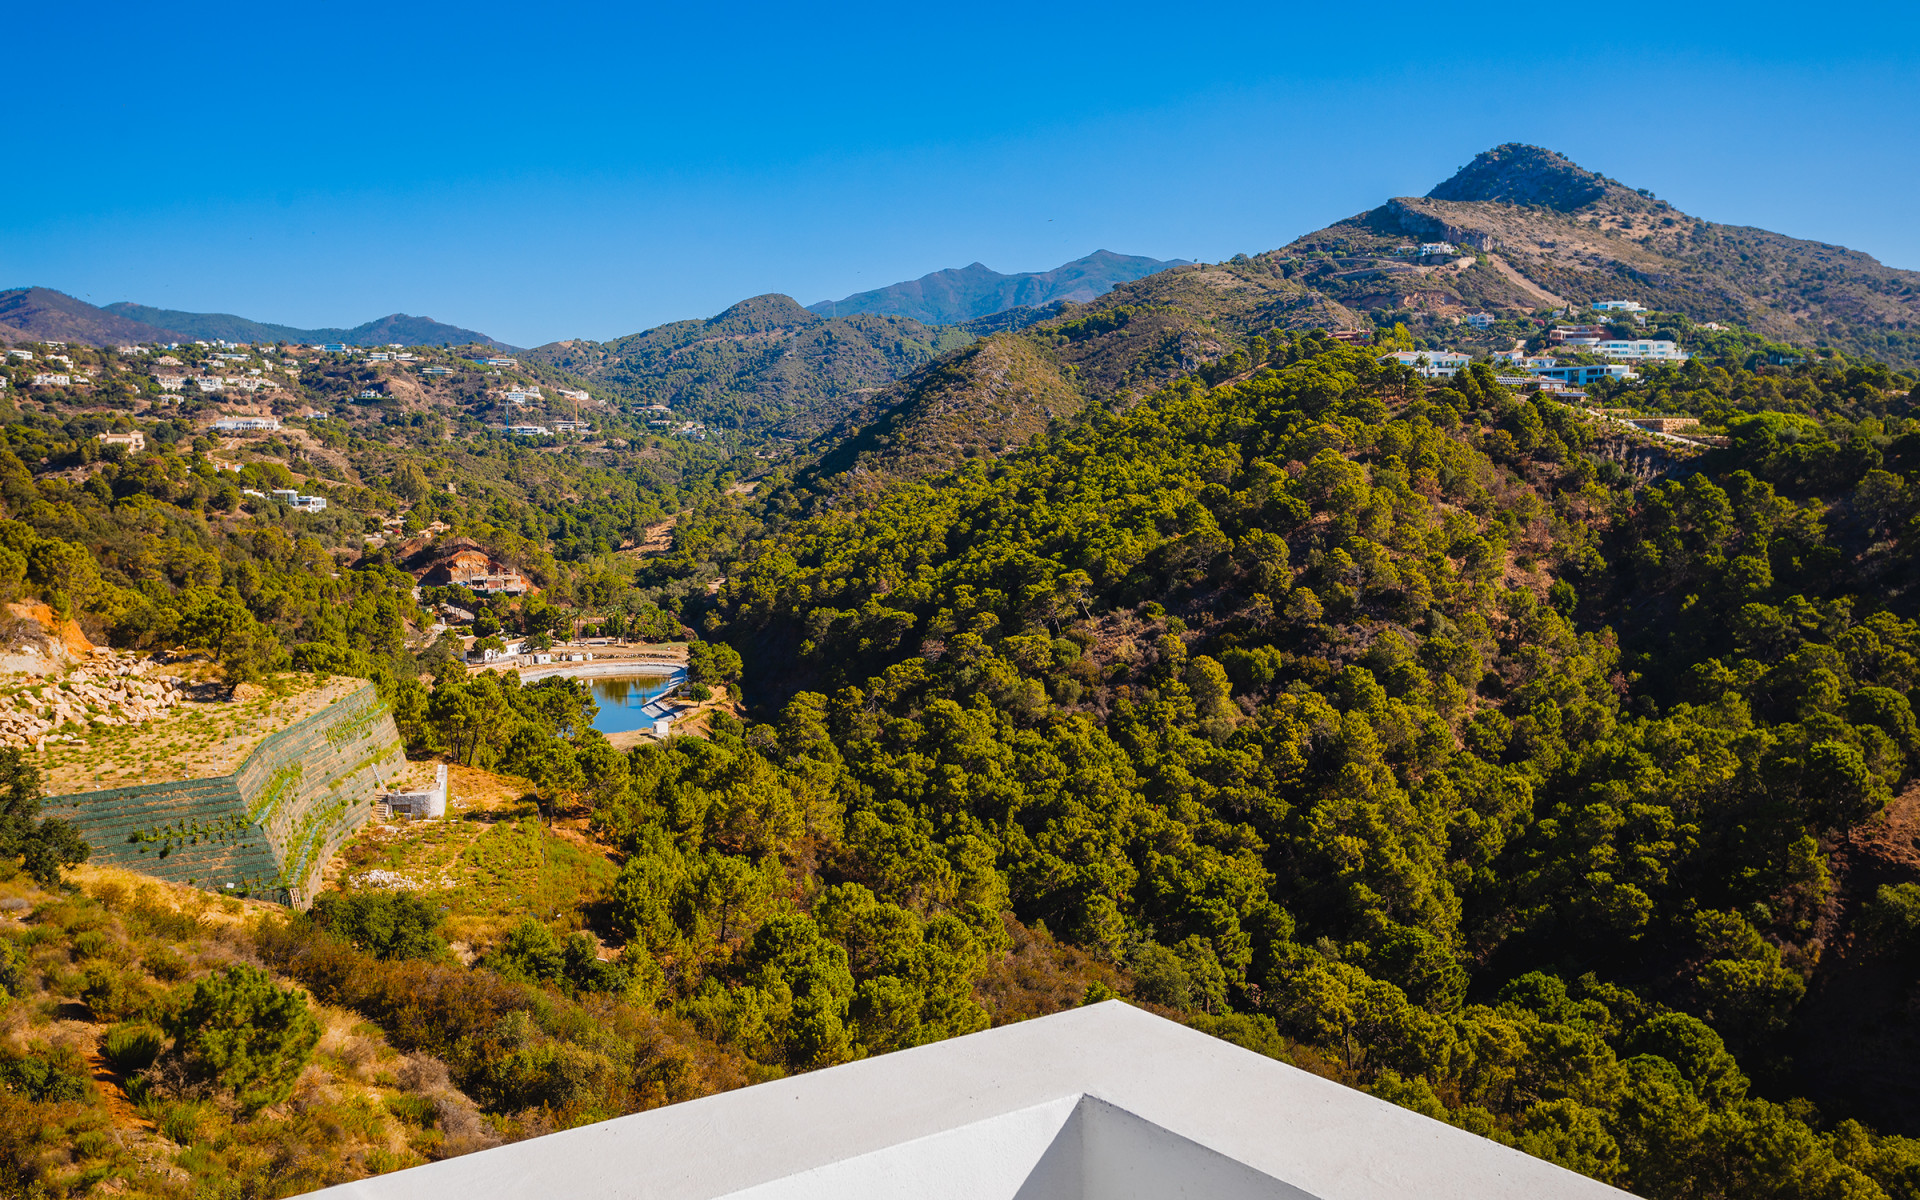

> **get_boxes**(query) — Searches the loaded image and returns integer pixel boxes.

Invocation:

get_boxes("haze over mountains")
[102,302,510,350]
[804,250,1188,324]
[0,287,509,349]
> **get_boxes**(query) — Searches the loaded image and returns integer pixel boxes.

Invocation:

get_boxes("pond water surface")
[586,674,676,736]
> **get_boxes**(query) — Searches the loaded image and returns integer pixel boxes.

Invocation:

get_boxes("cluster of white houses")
[1381,301,1691,382]
[1380,348,1643,388]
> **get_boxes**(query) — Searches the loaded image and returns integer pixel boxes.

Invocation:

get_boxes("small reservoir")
[586,673,677,736]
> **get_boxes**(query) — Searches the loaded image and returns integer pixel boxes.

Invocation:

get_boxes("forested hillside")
[9,313,1920,1197]
[13,145,1920,1200]
[524,296,1001,439]
[634,335,1920,1198]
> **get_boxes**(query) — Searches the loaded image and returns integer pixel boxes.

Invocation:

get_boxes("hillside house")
[210,416,280,432]
[96,432,145,451]
[467,638,527,664]
[1377,349,1471,379]
[555,387,591,402]
[1598,340,1687,361]
[1418,242,1457,257]
[422,365,455,376]
[1324,329,1373,344]
[271,487,328,512]
[30,374,71,387]
[553,420,591,434]
[6,350,32,360]
[1549,325,1610,344]
[321,343,350,352]
[1528,362,1636,386]
[1463,313,1495,330]
[507,424,551,437]
[368,352,391,362]
[1592,300,1646,313]
[480,356,517,368]
[408,540,533,596]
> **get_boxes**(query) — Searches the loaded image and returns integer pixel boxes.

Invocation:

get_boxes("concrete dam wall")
[42,679,404,907]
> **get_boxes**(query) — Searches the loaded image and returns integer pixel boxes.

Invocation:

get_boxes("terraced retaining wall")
[42,681,404,907]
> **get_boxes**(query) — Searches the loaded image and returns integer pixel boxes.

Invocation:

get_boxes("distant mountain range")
[102,302,510,350]
[0,287,510,349]
[806,250,1189,324]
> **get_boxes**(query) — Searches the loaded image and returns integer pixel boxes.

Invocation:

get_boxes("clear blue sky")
[6,1,1916,347]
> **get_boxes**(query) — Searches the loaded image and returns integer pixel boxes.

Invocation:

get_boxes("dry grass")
[41,673,351,795]
[321,761,619,950]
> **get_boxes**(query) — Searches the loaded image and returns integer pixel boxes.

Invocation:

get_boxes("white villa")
[1597,340,1688,362]
[1377,349,1471,379]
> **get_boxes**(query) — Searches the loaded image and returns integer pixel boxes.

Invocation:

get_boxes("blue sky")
[7,1,1916,347]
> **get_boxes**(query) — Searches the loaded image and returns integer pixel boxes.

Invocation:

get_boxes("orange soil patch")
[7,600,95,656]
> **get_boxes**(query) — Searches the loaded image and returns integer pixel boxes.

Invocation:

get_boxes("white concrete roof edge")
[301,1000,1636,1200]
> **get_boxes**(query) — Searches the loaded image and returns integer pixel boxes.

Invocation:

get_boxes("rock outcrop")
[0,655,183,748]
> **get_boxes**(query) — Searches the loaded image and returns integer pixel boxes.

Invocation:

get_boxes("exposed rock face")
[0,655,183,748]
[1427,143,1614,212]
[1381,199,1502,250]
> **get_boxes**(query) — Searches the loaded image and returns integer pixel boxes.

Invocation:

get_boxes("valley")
[6,144,1920,1200]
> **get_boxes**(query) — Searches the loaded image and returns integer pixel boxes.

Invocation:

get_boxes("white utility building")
[383,763,447,819]
[296,1001,1628,1200]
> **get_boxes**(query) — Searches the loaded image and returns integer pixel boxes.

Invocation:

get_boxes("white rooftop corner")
[301,1002,1630,1200]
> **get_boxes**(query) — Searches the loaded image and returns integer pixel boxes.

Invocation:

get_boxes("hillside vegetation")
[12,146,1920,1200]
[638,335,1920,1199]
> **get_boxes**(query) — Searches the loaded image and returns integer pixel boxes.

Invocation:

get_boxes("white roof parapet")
[297,1001,1627,1200]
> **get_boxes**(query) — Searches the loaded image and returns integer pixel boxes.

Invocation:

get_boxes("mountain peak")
[1427,143,1615,212]
[712,294,820,329]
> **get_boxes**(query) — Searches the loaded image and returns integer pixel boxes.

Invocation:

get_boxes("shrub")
[0,1043,89,1102]
[81,965,153,1022]
[1129,942,1191,1010]
[310,891,447,961]
[102,1023,164,1074]
[0,938,21,999]
[486,917,566,984]
[162,965,319,1112]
